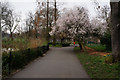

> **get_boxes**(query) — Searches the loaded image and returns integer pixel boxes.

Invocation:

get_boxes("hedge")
[49,42,70,47]
[2,44,49,77]
[100,33,112,51]
[62,43,70,47]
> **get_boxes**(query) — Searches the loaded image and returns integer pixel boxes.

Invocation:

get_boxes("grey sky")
[9,2,36,21]
[0,0,110,33]
[1,0,110,33]
[6,0,110,21]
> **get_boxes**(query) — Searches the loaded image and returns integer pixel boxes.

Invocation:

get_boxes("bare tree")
[35,0,59,41]
[1,2,21,39]
[26,12,34,37]
[90,18,107,37]
[94,1,111,33]
[1,2,9,28]
[110,1,120,61]
[35,1,48,38]
[53,0,57,46]
[16,26,23,36]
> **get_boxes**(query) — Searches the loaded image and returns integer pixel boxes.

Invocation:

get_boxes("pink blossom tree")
[51,7,90,50]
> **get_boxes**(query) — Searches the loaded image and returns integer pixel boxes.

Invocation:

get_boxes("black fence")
[2,44,49,77]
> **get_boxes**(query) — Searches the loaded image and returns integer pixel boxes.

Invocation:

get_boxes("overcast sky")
[4,0,110,20]
[0,0,111,33]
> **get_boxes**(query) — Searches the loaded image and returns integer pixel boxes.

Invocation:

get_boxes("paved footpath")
[12,47,89,78]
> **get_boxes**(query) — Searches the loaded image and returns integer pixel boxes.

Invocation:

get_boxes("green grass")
[74,46,81,50]
[74,44,107,52]
[76,52,119,79]
[86,44,106,52]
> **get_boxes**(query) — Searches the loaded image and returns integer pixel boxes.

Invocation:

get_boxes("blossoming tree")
[50,7,90,50]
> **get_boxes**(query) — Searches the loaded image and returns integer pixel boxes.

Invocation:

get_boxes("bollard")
[37,47,40,57]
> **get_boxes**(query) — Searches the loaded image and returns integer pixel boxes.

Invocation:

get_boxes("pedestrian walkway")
[12,47,89,78]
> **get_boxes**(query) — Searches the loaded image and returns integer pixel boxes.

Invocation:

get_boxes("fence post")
[37,47,39,57]
[41,46,44,57]
[9,51,12,74]
[47,43,49,50]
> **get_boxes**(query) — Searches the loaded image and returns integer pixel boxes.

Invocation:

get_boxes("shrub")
[100,33,112,51]
[49,42,70,47]
[105,55,113,64]
[87,44,106,52]
[2,44,49,77]
[62,43,70,47]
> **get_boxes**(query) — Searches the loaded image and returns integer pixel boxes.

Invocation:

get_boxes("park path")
[12,47,89,78]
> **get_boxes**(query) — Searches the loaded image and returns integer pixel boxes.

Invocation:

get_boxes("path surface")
[12,47,89,78]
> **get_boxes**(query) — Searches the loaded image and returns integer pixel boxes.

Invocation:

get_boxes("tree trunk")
[110,1,120,61]
[0,7,2,79]
[0,32,1,53]
[10,32,13,40]
[0,16,2,54]
[46,0,49,43]
[0,22,2,80]
[78,42,83,50]
[61,38,63,45]
[29,27,31,37]
[53,34,56,46]
[35,28,38,38]
[53,0,57,46]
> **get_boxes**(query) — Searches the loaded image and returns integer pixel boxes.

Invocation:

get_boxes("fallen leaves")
[85,46,110,56]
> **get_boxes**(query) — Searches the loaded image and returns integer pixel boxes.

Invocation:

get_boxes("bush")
[49,42,70,47]
[105,55,113,64]
[100,33,112,51]
[62,43,70,47]
[2,44,49,77]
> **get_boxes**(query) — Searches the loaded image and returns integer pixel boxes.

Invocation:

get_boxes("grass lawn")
[77,53,119,79]
[86,44,112,53]
[86,44,106,51]
[74,47,119,79]
[74,46,81,50]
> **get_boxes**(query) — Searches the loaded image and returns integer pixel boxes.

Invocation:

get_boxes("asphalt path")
[12,47,89,78]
